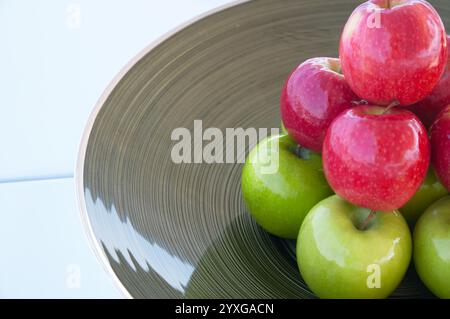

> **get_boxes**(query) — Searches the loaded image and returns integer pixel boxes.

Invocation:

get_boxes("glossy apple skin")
[408,36,450,128]
[242,135,333,239]
[431,105,450,191]
[323,106,430,211]
[280,57,360,153]
[400,169,448,226]
[297,195,412,299]
[414,196,450,298]
[340,0,447,106]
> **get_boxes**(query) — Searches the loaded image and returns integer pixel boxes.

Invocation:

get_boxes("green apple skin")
[400,169,448,226]
[297,195,412,299]
[414,196,450,299]
[242,135,333,239]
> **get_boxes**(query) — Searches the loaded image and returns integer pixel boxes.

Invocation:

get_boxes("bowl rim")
[75,0,250,299]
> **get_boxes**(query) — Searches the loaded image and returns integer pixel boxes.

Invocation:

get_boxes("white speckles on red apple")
[340,0,447,106]
[281,57,361,153]
[323,105,430,211]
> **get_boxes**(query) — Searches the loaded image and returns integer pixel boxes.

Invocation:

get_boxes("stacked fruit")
[242,0,450,299]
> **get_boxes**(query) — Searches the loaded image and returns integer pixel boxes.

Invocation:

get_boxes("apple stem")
[360,210,377,231]
[293,145,303,158]
[382,101,400,114]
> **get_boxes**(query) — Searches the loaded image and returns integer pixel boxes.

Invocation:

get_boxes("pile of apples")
[242,0,450,299]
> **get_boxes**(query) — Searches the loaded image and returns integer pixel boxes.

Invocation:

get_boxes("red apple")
[323,105,430,211]
[408,35,450,128]
[339,0,447,106]
[280,57,361,153]
[431,105,450,191]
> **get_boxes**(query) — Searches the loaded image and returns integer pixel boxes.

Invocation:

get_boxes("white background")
[0,0,230,298]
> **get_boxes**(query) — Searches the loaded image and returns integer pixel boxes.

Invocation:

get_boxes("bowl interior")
[80,0,449,298]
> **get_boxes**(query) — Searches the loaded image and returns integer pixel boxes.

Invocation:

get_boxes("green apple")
[297,195,412,299]
[414,196,450,298]
[241,135,333,239]
[400,169,448,226]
